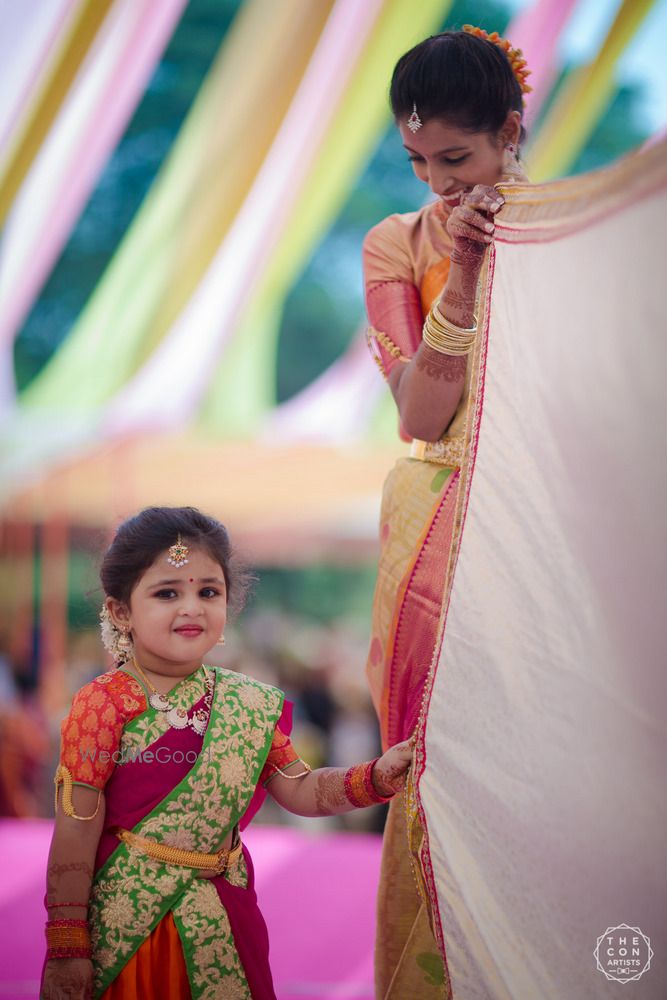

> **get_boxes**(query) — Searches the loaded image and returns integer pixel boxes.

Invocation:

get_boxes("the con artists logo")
[594,924,652,982]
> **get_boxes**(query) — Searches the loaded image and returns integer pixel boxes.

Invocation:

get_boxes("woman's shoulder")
[364,202,435,248]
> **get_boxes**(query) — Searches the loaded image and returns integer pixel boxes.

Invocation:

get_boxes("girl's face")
[108,546,228,674]
[398,111,520,210]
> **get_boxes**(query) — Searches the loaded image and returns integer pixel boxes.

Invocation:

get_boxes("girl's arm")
[42,784,105,999]
[266,740,413,817]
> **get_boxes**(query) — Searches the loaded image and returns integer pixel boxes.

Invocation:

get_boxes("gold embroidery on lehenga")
[173,881,251,999]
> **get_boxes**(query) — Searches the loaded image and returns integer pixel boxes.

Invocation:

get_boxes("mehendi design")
[47,861,94,894]
[313,768,347,815]
[42,965,93,1000]
[416,346,468,382]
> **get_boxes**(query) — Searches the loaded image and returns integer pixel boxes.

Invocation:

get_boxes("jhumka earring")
[407,102,423,134]
[117,630,133,656]
[167,534,189,568]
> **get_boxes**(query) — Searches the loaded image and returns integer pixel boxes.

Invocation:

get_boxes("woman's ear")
[106,596,131,632]
[500,110,522,148]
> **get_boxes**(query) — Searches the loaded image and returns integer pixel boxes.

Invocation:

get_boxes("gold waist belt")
[410,436,464,468]
[112,826,243,876]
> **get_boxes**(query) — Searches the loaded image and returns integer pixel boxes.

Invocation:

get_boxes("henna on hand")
[416,346,467,383]
[47,861,93,896]
[42,959,94,1000]
[313,768,348,816]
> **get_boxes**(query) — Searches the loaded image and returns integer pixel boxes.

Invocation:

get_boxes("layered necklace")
[132,657,213,735]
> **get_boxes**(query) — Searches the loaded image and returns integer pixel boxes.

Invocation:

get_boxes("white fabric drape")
[419,141,667,999]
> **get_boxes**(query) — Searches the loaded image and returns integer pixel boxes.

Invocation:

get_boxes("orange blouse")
[59,668,301,792]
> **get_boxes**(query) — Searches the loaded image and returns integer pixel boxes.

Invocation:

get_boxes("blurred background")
[0,0,665,830]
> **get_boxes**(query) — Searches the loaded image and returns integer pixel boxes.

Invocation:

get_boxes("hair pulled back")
[390,30,525,143]
[100,506,252,613]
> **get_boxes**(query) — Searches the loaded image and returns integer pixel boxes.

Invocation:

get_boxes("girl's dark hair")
[100,506,253,613]
[390,30,526,144]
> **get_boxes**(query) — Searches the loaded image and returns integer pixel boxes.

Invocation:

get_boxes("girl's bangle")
[45,918,92,960]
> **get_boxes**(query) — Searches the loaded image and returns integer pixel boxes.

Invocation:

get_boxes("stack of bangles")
[422,300,478,356]
[45,911,92,961]
[343,758,395,808]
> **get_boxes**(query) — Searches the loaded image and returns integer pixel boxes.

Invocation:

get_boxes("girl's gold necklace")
[131,656,213,735]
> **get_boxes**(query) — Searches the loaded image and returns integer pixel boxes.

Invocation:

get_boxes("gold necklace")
[131,657,213,735]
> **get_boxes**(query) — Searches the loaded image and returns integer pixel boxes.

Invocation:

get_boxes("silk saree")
[370,138,667,999]
[44,663,296,999]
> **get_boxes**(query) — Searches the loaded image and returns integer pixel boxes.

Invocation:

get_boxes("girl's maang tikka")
[167,534,189,568]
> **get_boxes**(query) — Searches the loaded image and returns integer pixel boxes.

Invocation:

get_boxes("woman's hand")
[373,739,414,796]
[446,185,504,268]
[42,958,94,1000]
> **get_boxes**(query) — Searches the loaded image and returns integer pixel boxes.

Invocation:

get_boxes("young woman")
[362,27,531,997]
[42,506,413,999]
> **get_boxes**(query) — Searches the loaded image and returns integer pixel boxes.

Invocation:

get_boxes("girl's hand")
[373,739,414,796]
[446,185,504,268]
[42,958,94,1000]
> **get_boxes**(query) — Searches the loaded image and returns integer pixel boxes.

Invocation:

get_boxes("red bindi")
[189,577,194,583]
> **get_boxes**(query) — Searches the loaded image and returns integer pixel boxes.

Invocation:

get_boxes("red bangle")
[364,758,395,804]
[45,918,91,960]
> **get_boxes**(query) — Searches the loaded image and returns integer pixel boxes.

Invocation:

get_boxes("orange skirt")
[101,912,191,999]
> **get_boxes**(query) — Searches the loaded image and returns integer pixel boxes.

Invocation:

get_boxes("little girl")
[42,506,413,999]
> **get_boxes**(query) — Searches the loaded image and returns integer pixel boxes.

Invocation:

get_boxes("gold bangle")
[54,766,102,821]
[431,300,477,335]
[422,324,476,356]
[267,761,312,780]
[422,328,475,356]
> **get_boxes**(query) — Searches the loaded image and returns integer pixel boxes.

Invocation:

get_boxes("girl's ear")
[106,596,131,632]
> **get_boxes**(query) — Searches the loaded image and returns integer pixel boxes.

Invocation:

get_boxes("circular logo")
[594,924,653,982]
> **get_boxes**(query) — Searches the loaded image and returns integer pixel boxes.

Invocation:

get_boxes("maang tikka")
[407,102,423,134]
[167,534,189,568]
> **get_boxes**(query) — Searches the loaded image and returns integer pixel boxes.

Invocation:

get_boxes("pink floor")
[0,819,381,1000]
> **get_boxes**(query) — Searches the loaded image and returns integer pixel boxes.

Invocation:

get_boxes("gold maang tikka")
[167,534,189,568]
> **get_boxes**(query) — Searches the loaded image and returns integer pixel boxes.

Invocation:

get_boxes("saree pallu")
[71,666,284,1000]
[415,139,667,998]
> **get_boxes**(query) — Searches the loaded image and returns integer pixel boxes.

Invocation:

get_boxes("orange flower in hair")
[463,24,533,99]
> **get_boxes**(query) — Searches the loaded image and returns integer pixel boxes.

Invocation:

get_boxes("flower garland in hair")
[463,24,532,100]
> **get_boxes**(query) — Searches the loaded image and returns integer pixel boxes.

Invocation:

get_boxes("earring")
[117,630,133,655]
[505,142,517,156]
[216,635,226,646]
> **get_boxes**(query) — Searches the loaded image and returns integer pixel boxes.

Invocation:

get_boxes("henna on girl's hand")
[47,861,93,895]
[42,959,93,1000]
[416,347,467,383]
[313,768,347,815]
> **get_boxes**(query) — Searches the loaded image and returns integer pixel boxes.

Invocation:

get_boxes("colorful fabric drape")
[45,663,300,998]
[414,138,667,999]
[526,0,658,180]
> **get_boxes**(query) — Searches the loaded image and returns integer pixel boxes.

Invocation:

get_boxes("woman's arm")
[387,186,504,442]
[266,740,412,817]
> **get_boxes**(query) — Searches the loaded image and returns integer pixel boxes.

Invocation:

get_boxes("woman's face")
[398,112,520,210]
[108,546,228,674]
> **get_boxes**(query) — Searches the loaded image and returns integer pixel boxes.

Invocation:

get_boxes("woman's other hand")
[446,184,504,267]
[42,958,94,1000]
[373,739,414,796]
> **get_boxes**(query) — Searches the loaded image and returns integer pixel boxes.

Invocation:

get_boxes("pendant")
[166,707,189,729]
[149,692,172,712]
[191,712,208,735]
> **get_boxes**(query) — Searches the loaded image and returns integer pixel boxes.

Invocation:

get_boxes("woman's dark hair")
[390,30,526,143]
[100,506,253,613]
